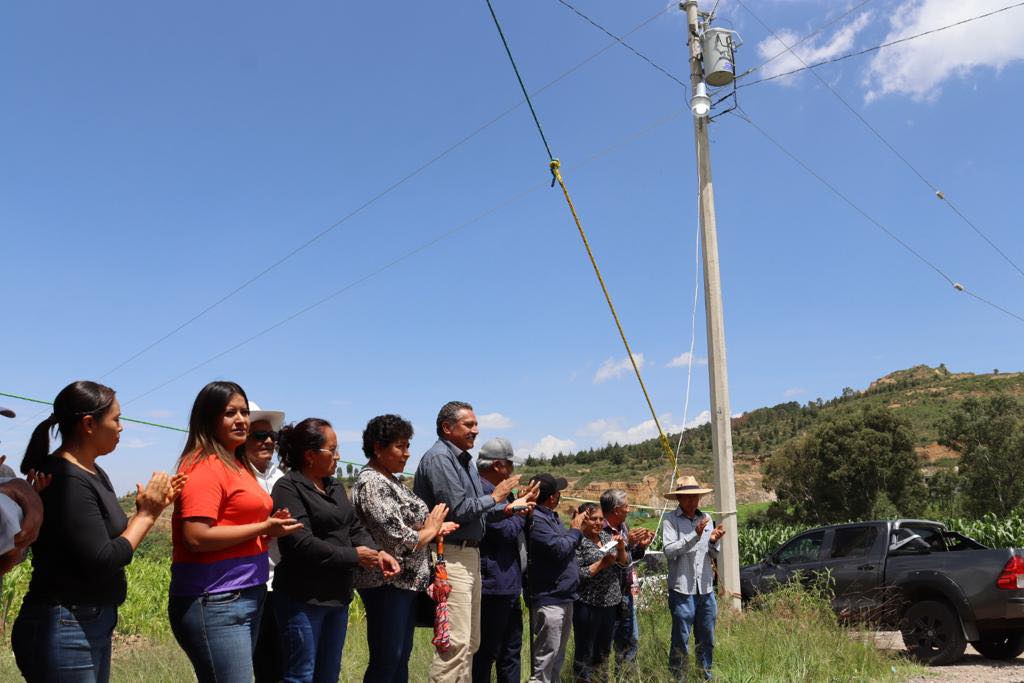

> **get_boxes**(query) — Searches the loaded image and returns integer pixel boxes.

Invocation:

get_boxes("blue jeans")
[357,585,417,683]
[612,592,639,676]
[12,602,118,682]
[273,592,349,683]
[472,594,523,683]
[168,585,266,683]
[572,601,617,683]
[667,590,717,681]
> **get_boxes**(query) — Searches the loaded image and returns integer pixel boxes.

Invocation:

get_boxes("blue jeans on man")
[667,590,717,680]
[273,592,349,683]
[168,585,266,683]
[12,602,118,682]
[357,585,418,683]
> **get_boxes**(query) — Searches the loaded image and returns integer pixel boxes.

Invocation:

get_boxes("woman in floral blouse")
[573,502,628,683]
[352,414,456,683]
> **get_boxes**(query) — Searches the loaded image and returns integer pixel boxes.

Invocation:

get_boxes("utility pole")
[681,0,741,610]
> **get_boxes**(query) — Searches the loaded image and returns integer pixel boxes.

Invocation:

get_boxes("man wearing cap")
[599,488,654,678]
[0,406,43,576]
[414,401,534,683]
[662,475,725,681]
[526,472,584,683]
[244,402,287,683]
[472,437,534,683]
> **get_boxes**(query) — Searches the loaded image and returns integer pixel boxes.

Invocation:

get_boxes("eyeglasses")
[249,431,278,443]
[317,448,339,456]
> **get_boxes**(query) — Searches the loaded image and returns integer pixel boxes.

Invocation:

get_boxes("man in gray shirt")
[662,476,725,681]
[414,401,532,682]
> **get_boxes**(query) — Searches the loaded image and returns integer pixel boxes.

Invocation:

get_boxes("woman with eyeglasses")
[169,381,302,683]
[11,380,184,682]
[243,402,287,683]
[270,418,400,683]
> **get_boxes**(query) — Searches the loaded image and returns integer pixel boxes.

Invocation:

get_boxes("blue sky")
[2,0,1022,494]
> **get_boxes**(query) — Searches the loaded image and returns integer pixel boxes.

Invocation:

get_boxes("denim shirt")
[413,439,497,544]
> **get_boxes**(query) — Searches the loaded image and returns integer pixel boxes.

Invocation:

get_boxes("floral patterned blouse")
[576,531,624,608]
[352,466,431,592]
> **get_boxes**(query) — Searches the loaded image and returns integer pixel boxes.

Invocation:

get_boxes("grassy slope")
[518,366,1024,504]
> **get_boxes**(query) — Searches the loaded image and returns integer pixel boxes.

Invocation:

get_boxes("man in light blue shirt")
[661,476,725,681]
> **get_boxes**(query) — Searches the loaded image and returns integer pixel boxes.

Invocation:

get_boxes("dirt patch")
[916,442,959,463]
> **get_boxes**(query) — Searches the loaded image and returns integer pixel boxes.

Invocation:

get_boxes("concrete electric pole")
[681,0,741,610]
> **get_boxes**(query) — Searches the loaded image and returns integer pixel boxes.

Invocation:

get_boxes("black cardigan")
[25,458,132,606]
[271,470,377,605]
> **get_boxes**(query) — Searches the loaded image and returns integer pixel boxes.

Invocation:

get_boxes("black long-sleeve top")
[271,470,377,606]
[25,458,132,606]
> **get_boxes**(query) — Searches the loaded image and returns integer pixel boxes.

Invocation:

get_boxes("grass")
[0,559,923,682]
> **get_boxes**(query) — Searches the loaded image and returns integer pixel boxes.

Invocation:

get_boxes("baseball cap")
[530,473,568,502]
[477,437,522,466]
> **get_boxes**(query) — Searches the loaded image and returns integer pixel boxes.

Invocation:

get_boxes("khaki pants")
[429,544,481,683]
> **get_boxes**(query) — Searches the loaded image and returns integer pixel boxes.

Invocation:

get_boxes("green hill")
[517,365,1024,509]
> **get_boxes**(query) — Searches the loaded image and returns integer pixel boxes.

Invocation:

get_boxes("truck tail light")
[996,555,1024,590]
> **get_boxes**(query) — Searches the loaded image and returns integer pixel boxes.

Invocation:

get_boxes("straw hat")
[663,475,713,499]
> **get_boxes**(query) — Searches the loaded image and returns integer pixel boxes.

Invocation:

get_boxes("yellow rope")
[549,159,676,465]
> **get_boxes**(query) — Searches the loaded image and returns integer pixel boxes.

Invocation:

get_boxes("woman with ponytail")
[168,381,301,683]
[11,380,184,682]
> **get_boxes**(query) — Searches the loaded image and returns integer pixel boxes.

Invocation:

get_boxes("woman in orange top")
[168,381,301,683]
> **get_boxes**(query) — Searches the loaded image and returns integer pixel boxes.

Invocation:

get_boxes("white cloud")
[593,353,645,384]
[783,387,806,397]
[666,352,707,368]
[588,411,712,446]
[338,430,362,443]
[477,412,514,429]
[863,0,1024,101]
[144,409,174,419]
[756,11,873,85]
[515,435,578,460]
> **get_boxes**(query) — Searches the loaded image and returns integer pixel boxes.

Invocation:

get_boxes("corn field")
[736,513,1024,567]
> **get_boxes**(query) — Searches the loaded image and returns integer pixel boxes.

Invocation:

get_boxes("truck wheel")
[900,600,967,666]
[972,631,1024,660]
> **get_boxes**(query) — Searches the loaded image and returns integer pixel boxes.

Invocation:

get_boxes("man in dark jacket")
[526,473,584,683]
[472,437,535,683]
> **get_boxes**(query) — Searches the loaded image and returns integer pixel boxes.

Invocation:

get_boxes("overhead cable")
[735,0,1024,281]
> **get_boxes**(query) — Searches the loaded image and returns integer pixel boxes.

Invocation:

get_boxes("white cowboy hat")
[248,401,285,432]
[663,475,714,500]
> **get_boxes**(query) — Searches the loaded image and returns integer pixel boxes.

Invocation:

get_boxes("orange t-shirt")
[169,453,273,596]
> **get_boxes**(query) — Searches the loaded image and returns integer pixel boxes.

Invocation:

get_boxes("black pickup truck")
[740,519,1024,665]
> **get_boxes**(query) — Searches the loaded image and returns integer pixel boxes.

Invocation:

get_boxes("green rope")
[484,0,555,163]
[0,390,413,476]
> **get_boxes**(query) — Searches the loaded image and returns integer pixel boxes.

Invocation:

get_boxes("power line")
[731,107,1024,326]
[737,0,1024,88]
[119,105,692,407]
[91,5,671,384]
[734,0,1024,281]
[3,6,672,437]
[551,0,1024,324]
[737,0,876,80]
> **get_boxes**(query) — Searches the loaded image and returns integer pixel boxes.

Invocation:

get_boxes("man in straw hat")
[662,475,725,681]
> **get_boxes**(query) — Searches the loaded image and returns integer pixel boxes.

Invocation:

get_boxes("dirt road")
[875,632,1024,682]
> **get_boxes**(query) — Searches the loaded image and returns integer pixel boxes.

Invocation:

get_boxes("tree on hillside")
[764,407,925,524]
[940,395,1024,517]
